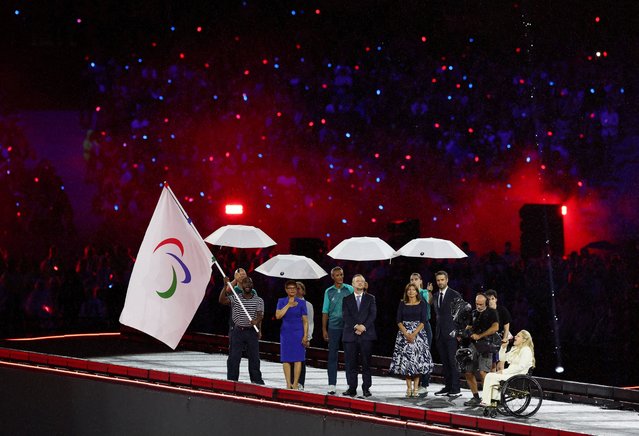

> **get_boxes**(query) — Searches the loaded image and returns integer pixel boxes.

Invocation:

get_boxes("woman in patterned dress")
[389,283,434,397]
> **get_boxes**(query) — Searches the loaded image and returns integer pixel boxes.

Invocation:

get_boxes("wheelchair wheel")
[500,375,543,417]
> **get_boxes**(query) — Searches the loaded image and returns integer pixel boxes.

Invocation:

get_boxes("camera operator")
[460,293,499,407]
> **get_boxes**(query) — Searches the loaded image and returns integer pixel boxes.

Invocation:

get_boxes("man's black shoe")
[464,396,481,406]
[434,388,450,396]
[342,389,357,397]
[363,389,372,397]
[447,391,462,399]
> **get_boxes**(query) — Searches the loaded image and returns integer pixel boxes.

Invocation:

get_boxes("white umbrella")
[395,237,467,259]
[327,236,397,261]
[255,254,328,279]
[204,225,276,248]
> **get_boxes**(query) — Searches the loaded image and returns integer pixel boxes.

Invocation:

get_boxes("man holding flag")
[119,184,213,350]
[219,276,265,384]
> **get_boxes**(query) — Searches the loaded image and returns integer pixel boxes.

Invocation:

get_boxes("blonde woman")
[389,283,434,397]
[480,330,535,406]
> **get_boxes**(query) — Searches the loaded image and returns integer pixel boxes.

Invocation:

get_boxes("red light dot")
[421,36,427,42]
[164,166,169,171]
[354,65,359,71]
[587,56,593,61]
[164,118,169,123]
[276,111,282,117]
[595,16,600,23]
[519,79,525,84]
[196,26,202,32]
[321,118,326,124]
[579,133,585,139]
[34,177,39,182]
[474,156,479,162]
[516,47,521,53]
[262,59,269,65]
[295,44,301,49]
[7,146,12,152]
[17,212,21,217]
[431,78,437,83]
[348,168,354,174]
[434,123,440,128]
[225,152,230,157]
[577,181,583,187]
[547,131,553,136]
[235,114,241,119]
[468,127,474,133]
[208,156,214,162]
[603,51,608,57]
[315,9,321,14]
[244,69,250,75]
[541,164,546,170]
[326,178,332,183]
[374,153,380,158]
[95,106,101,112]
[133,163,138,169]
[365,46,370,52]
[589,113,595,119]
[151,42,157,47]
[371,218,377,223]
[456,83,461,89]
[308,121,314,127]
[441,65,447,71]
[400,165,406,170]
[405,155,412,160]
[321,83,327,89]
[204,63,210,68]
[260,135,267,140]
[179,53,185,59]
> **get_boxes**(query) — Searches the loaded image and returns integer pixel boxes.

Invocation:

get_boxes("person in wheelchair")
[480,330,535,407]
[456,292,500,407]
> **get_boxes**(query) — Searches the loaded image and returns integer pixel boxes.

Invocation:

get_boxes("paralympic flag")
[119,184,213,349]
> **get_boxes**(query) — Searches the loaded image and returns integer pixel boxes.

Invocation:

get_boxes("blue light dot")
[462,75,467,80]
[620,88,625,94]
[375,177,380,182]
[60,186,64,191]
[200,191,205,197]
[447,95,452,100]
[376,89,381,95]
[168,79,172,84]
[142,135,148,140]
[506,143,512,149]
[137,58,143,63]
[151,157,156,163]
[590,88,595,94]
[242,93,248,101]
[158,96,164,101]
[341,218,348,224]
[506,183,512,189]
[170,26,176,31]
[291,10,296,15]
[327,63,332,68]
[274,63,280,69]
[108,284,113,289]
[213,95,218,100]
[345,132,351,138]
[16,202,20,207]
[468,83,473,89]
[432,216,438,221]
[170,134,175,139]
[526,156,531,163]
[448,65,453,70]
[378,205,384,210]
[329,164,334,169]
[300,57,305,63]
[549,81,555,86]
[124,65,129,70]
[90,62,96,68]
[377,46,382,51]
[14,10,20,15]
[266,204,271,209]
[469,37,474,43]
[328,196,333,200]
[258,153,263,158]
[114,204,119,211]
[326,233,331,238]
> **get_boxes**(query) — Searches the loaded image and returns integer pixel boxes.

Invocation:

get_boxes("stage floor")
[87,349,639,436]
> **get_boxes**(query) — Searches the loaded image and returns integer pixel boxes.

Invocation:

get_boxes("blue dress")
[277,297,308,362]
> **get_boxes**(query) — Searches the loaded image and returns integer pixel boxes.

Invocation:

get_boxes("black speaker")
[290,237,326,262]
[387,219,420,247]
[519,204,564,259]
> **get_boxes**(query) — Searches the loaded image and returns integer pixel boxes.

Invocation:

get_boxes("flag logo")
[153,238,192,299]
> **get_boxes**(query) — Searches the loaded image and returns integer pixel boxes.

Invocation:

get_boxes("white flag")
[119,185,213,349]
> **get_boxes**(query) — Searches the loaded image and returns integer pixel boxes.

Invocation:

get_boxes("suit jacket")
[433,287,462,339]
[342,292,377,342]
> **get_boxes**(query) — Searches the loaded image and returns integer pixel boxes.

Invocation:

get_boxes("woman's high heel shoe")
[406,389,413,398]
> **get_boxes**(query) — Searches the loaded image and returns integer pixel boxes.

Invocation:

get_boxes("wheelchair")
[482,371,543,418]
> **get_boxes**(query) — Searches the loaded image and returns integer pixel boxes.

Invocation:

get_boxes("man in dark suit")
[342,274,377,397]
[432,270,462,397]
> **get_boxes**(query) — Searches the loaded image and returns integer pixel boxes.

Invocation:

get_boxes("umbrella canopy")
[255,254,328,279]
[204,225,276,248]
[395,237,467,259]
[327,236,397,261]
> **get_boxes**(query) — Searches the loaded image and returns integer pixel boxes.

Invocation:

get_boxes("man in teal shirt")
[322,266,354,394]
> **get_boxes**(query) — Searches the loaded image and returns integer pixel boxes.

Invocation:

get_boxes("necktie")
[356,295,361,310]
[438,291,443,308]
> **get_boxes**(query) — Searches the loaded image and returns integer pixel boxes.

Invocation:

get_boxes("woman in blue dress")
[276,280,309,389]
[410,272,433,394]
[389,282,434,397]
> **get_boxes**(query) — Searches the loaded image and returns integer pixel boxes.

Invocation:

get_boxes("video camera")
[449,297,473,339]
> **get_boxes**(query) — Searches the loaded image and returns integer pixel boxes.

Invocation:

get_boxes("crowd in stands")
[1,2,638,387]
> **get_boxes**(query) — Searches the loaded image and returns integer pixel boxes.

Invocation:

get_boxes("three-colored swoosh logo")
[153,238,192,299]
